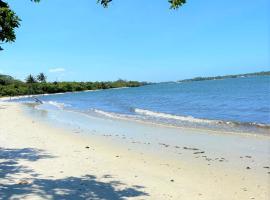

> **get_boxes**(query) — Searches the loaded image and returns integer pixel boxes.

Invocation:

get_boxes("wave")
[225,121,270,129]
[26,94,269,134]
[134,108,220,124]
[90,108,270,133]
[134,108,270,130]
[35,101,70,110]
[91,109,126,119]
[47,101,68,109]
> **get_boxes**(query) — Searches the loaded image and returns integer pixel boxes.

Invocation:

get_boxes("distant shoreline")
[0,74,147,98]
[178,71,270,83]
[0,86,131,101]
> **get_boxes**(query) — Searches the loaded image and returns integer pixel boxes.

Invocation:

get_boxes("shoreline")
[89,109,270,139]
[25,101,270,139]
[1,102,270,199]
[0,86,131,102]
[2,83,269,137]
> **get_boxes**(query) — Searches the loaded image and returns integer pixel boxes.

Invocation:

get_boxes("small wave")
[88,108,270,134]
[134,108,219,124]
[38,101,69,109]
[91,109,145,121]
[92,109,124,119]
[227,121,270,129]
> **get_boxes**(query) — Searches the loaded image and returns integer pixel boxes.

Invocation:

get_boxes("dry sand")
[0,102,269,200]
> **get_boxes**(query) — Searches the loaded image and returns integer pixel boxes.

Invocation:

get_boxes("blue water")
[12,76,270,134]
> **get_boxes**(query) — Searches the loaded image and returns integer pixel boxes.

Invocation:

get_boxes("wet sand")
[0,102,269,199]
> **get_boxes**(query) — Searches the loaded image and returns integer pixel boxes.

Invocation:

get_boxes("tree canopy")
[0,0,186,50]
[25,74,37,84]
[37,72,47,83]
[97,0,186,9]
[0,73,146,97]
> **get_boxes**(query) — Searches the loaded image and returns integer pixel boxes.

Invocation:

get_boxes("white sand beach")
[0,102,270,200]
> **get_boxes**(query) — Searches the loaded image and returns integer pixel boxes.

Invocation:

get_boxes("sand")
[0,102,269,200]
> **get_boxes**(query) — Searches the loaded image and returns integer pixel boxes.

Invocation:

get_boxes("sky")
[0,0,269,82]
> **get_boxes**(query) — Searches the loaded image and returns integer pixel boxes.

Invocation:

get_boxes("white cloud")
[49,68,66,73]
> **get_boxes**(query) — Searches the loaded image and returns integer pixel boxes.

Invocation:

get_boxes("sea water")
[12,76,270,135]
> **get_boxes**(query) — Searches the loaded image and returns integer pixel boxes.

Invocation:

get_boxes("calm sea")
[12,76,270,134]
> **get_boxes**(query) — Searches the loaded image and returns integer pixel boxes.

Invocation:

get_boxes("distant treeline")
[178,71,270,83]
[0,73,146,97]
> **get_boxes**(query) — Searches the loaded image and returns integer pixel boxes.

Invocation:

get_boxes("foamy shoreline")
[0,102,269,199]
[2,88,269,137]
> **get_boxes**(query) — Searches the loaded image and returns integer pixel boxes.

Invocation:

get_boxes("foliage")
[37,72,47,82]
[178,71,270,83]
[0,74,146,97]
[98,0,186,9]
[0,0,20,50]
[25,74,37,84]
[0,74,21,85]
[168,0,186,9]
[0,0,186,50]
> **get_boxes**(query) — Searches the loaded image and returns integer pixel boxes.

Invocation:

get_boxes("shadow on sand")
[0,147,148,200]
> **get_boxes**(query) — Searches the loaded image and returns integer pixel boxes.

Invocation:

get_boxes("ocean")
[12,76,270,135]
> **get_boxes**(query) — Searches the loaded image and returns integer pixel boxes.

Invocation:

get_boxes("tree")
[0,1,20,51]
[37,72,47,83]
[25,74,37,84]
[0,0,186,50]
[97,0,186,9]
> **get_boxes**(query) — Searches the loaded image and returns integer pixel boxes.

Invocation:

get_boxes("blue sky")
[0,0,269,82]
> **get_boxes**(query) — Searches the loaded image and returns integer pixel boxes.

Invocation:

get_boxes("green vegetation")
[25,74,37,84]
[98,0,186,9]
[36,73,47,83]
[0,73,146,97]
[0,0,186,50]
[178,71,270,83]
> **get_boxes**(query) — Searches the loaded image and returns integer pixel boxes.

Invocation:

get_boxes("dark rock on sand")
[193,151,205,154]
[159,143,170,148]
[183,147,199,151]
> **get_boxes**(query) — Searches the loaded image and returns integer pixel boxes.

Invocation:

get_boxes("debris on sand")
[193,151,205,154]
[183,147,199,151]
[159,143,170,148]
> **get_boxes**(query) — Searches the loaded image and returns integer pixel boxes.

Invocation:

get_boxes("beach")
[1,0,269,199]
[0,101,269,200]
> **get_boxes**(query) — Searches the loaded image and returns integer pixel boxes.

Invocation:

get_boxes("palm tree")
[37,72,47,83]
[25,74,37,84]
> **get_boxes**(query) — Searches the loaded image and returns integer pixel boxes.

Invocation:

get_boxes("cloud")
[49,68,66,73]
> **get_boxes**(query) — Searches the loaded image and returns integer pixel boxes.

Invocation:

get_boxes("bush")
[0,74,147,97]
